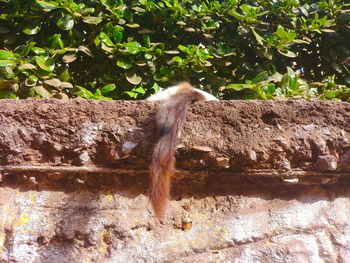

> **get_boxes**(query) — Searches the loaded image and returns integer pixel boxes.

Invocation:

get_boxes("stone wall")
[0,99,350,262]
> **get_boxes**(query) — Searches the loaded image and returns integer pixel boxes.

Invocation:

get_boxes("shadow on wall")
[1,170,350,262]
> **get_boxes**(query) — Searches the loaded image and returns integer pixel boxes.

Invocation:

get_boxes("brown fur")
[149,83,206,219]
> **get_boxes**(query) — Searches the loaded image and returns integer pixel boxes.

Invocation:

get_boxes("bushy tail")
[149,90,204,218]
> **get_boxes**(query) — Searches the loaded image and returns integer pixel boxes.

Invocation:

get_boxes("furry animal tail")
[149,83,208,218]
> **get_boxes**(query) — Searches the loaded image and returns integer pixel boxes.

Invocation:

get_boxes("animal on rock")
[146,82,218,218]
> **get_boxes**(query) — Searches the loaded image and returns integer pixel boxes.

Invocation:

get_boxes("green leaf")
[322,90,341,99]
[277,48,297,58]
[19,41,36,56]
[2,66,14,77]
[34,85,52,98]
[82,16,102,25]
[147,61,156,74]
[226,83,254,91]
[142,35,151,48]
[81,7,95,15]
[286,67,295,76]
[98,32,114,47]
[159,65,169,75]
[134,86,146,94]
[57,16,75,30]
[35,56,55,72]
[122,41,141,54]
[125,70,142,85]
[23,22,41,35]
[267,83,275,94]
[94,88,102,97]
[59,68,70,81]
[0,90,17,99]
[240,4,250,15]
[276,25,287,40]
[112,27,123,43]
[299,6,308,17]
[117,57,132,69]
[228,10,244,21]
[251,28,263,45]
[191,64,203,73]
[151,82,159,93]
[124,91,137,98]
[48,34,64,49]
[0,60,16,67]
[172,56,183,64]
[153,73,166,82]
[251,71,267,84]
[154,48,162,55]
[0,50,15,60]
[144,53,152,60]
[75,86,94,99]
[101,84,116,94]
[31,47,46,55]
[25,75,38,86]
[36,0,58,10]
[276,25,296,43]
[178,45,188,53]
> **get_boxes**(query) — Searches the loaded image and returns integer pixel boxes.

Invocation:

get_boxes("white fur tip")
[146,85,218,101]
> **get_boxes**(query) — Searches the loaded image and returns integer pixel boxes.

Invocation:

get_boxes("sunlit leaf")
[251,28,263,45]
[78,46,93,57]
[125,70,142,84]
[25,75,38,86]
[23,22,41,35]
[0,50,15,60]
[0,90,17,98]
[62,53,77,63]
[75,86,95,99]
[121,41,141,54]
[35,56,55,72]
[0,60,16,67]
[57,16,75,30]
[126,23,140,28]
[18,63,36,70]
[142,35,150,48]
[101,84,116,94]
[227,10,244,21]
[59,68,70,82]
[31,47,46,55]
[44,78,61,88]
[277,48,297,58]
[117,57,132,69]
[82,16,102,25]
[226,83,254,91]
[61,82,73,89]
[98,32,114,47]
[34,85,52,98]
[36,0,58,10]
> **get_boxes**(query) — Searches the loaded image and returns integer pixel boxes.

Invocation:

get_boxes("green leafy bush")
[0,0,349,100]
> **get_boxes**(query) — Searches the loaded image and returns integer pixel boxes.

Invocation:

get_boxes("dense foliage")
[0,0,349,100]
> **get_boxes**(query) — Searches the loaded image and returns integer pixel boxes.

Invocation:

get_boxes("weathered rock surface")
[0,99,350,263]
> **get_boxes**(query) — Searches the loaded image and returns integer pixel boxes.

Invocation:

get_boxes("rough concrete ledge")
[1,99,350,177]
[0,99,350,262]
